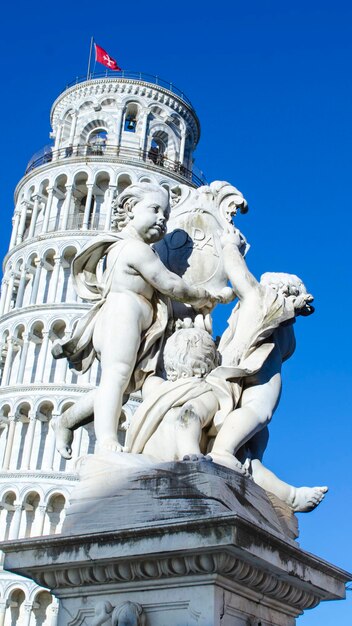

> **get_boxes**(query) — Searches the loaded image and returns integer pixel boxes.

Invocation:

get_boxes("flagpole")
[87,36,94,80]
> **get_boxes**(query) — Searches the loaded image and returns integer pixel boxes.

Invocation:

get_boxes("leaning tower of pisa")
[0,71,204,625]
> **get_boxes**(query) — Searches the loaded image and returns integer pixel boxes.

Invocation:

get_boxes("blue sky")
[1,1,351,622]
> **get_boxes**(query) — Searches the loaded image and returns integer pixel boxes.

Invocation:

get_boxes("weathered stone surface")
[2,461,350,626]
[63,458,295,540]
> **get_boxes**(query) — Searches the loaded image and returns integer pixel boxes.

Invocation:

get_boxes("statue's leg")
[93,294,153,452]
[211,347,282,463]
[249,430,328,512]
[52,390,95,459]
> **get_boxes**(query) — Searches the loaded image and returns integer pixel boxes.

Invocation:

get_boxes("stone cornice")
[0,384,95,395]
[0,471,78,482]
[3,514,350,614]
[0,303,90,325]
[3,232,97,268]
[13,154,197,203]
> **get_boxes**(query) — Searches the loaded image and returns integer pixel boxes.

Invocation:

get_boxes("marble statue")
[52,180,327,514]
[125,326,233,460]
[52,183,219,454]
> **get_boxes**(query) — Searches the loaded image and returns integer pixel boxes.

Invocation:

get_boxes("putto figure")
[126,326,231,460]
[210,229,327,511]
[52,183,216,455]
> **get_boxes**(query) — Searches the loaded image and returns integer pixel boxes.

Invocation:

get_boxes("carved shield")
[155,181,248,295]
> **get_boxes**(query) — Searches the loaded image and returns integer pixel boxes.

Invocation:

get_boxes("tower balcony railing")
[25,143,207,187]
[65,71,194,109]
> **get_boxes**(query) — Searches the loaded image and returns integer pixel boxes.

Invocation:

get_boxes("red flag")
[95,43,121,71]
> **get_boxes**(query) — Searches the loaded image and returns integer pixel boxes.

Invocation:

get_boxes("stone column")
[43,417,57,470]
[15,267,28,308]
[139,108,149,154]
[104,186,116,230]
[0,602,6,626]
[2,415,16,470]
[0,279,8,315]
[179,129,187,165]
[16,201,30,244]
[115,105,124,146]
[50,602,59,626]
[61,183,74,230]
[68,111,78,146]
[36,331,50,383]
[8,502,22,540]
[30,259,43,305]
[53,122,63,150]
[9,209,21,248]
[82,184,94,229]
[41,187,55,233]
[17,332,30,384]
[2,338,15,386]
[35,504,47,536]
[28,194,41,239]
[21,412,37,470]
[4,273,15,312]
[23,603,33,626]
[49,255,62,302]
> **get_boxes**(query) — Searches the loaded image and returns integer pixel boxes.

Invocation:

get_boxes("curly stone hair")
[260,272,307,297]
[164,328,219,381]
[111,183,169,232]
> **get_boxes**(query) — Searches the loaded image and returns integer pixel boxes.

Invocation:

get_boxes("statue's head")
[260,272,307,297]
[112,183,170,243]
[163,328,219,381]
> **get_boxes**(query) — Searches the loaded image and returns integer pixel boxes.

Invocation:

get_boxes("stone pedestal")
[1,459,350,626]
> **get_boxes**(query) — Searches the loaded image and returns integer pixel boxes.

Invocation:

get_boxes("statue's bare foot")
[183,453,213,462]
[210,450,251,477]
[96,437,123,454]
[290,486,328,512]
[51,416,73,459]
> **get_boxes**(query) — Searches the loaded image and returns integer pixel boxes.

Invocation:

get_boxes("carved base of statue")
[2,459,349,626]
[62,455,299,540]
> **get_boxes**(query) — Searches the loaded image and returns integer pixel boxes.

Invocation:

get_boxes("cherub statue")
[128,314,327,512]
[208,229,328,511]
[126,326,233,459]
[52,183,217,455]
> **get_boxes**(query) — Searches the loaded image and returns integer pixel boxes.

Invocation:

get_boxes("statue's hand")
[215,286,235,304]
[192,288,218,314]
[220,225,246,250]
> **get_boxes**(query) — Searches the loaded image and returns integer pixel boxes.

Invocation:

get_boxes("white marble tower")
[0,71,204,625]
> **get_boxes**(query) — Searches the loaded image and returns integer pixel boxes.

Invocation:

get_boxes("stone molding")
[4,233,94,264]
[0,302,90,325]
[4,514,349,618]
[14,154,197,202]
[0,384,94,395]
[0,471,78,481]
[41,551,320,614]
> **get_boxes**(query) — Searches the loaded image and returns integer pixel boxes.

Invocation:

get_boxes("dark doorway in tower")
[148,133,167,166]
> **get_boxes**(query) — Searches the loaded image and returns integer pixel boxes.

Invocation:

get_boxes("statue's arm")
[221,229,262,301]
[221,231,267,364]
[132,244,212,307]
